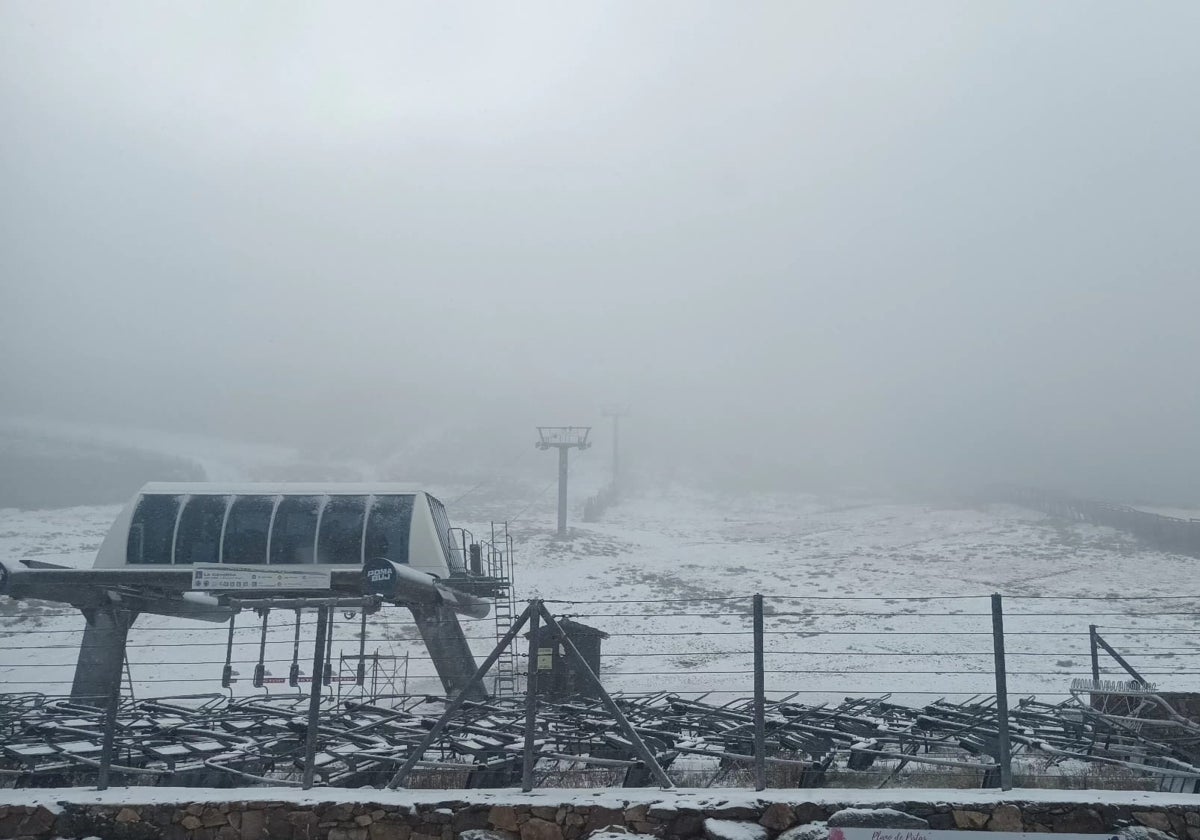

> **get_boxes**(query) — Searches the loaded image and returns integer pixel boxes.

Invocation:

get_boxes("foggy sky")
[3,2,1200,501]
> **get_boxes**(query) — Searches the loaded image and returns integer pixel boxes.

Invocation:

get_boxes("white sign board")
[834,830,1118,840]
[191,564,332,592]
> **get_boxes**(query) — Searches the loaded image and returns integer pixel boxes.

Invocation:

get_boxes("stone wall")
[1,796,1198,840]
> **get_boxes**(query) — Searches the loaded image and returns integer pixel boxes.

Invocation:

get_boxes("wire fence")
[1,592,1199,792]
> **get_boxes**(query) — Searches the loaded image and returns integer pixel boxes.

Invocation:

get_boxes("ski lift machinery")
[0,482,513,702]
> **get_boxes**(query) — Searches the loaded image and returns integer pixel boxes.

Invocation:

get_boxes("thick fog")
[3,2,1199,502]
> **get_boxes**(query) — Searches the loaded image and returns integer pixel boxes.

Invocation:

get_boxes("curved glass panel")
[174,495,230,565]
[126,494,183,565]
[269,496,320,564]
[316,495,367,565]
[364,495,414,565]
[222,495,274,565]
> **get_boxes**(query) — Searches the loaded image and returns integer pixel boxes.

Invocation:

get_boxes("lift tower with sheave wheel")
[536,427,591,537]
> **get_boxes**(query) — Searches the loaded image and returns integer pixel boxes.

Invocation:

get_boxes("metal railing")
[2,592,1199,792]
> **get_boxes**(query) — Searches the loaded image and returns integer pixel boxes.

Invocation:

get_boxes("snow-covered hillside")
[2,488,1198,706]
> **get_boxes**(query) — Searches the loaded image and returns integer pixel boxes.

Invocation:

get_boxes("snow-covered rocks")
[826,808,928,829]
[776,822,828,840]
[703,818,769,840]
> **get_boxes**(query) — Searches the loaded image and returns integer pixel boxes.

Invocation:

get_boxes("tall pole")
[601,408,626,498]
[558,446,569,537]
[536,427,590,538]
[521,602,542,792]
[752,594,766,791]
[611,412,620,497]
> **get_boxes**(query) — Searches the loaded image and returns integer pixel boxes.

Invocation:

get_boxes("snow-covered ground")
[2,487,1199,707]
[1134,505,1200,521]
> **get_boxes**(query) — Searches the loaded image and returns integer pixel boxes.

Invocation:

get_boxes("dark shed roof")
[525,618,609,640]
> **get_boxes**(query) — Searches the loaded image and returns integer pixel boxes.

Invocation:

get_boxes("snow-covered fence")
[1000,487,1200,558]
[1,593,1199,792]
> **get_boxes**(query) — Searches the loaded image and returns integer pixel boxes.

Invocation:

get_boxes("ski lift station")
[0,482,515,704]
[100,483,464,575]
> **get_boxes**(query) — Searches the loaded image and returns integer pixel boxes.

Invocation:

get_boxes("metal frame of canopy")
[0,558,493,711]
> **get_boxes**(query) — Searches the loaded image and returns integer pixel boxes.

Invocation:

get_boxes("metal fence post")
[302,605,330,790]
[752,593,767,791]
[323,611,334,686]
[1090,624,1100,683]
[991,593,1013,790]
[521,601,542,792]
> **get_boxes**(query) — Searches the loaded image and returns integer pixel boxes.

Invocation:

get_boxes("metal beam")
[1094,631,1149,684]
[1,562,485,619]
[229,595,382,611]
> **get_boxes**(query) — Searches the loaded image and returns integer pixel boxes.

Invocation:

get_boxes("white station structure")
[0,483,509,702]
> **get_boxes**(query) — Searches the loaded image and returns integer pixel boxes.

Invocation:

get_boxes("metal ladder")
[489,522,519,696]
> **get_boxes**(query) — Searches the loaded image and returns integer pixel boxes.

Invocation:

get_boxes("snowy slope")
[2,488,1198,706]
